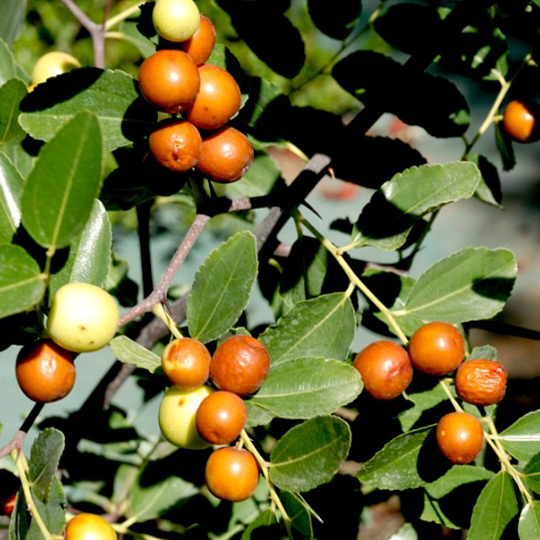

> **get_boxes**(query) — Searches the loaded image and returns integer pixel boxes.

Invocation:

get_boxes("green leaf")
[270,416,351,492]
[357,426,434,490]
[260,293,356,365]
[130,475,198,522]
[247,357,362,419]
[519,502,540,540]
[241,509,279,539]
[468,471,519,540]
[0,244,45,319]
[333,51,470,138]
[119,20,157,58]
[222,153,280,198]
[495,122,516,172]
[245,401,274,428]
[394,247,516,324]
[524,453,540,495]
[187,230,258,343]
[19,68,156,152]
[500,410,540,462]
[110,336,161,374]
[352,161,480,251]
[307,0,361,40]
[470,345,498,360]
[0,0,26,47]
[0,79,27,144]
[398,384,447,432]
[467,153,503,208]
[50,200,112,297]
[21,112,103,250]
[28,428,65,501]
[217,0,305,78]
[281,491,313,538]
[425,465,495,498]
[0,151,23,243]
[0,38,17,87]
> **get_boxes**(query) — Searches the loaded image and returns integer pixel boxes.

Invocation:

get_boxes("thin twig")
[0,403,44,460]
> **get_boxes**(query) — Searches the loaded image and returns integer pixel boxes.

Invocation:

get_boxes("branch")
[0,403,44,460]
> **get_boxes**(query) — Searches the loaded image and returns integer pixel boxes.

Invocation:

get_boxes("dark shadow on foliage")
[471,277,515,303]
[308,0,361,40]
[416,429,453,483]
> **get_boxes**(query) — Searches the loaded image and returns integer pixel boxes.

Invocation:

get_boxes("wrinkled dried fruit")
[455,359,507,406]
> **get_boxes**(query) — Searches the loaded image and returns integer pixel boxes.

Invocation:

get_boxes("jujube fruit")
[436,411,484,465]
[186,65,242,130]
[408,322,465,376]
[210,335,270,396]
[196,127,254,183]
[161,337,211,389]
[0,470,19,516]
[502,100,539,143]
[158,385,213,449]
[152,0,200,42]
[31,51,80,85]
[149,121,202,172]
[47,283,119,353]
[353,341,413,400]
[196,390,247,444]
[205,447,259,502]
[65,512,117,540]
[181,15,216,66]
[138,50,200,113]
[16,340,75,403]
[455,359,507,406]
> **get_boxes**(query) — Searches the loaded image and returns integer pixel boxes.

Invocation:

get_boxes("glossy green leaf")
[2,139,34,178]
[357,426,434,490]
[282,492,313,538]
[248,357,362,419]
[398,384,447,432]
[333,51,470,138]
[19,68,156,152]
[0,0,26,46]
[0,244,45,318]
[21,112,103,250]
[524,453,540,494]
[308,0,361,40]
[110,336,161,374]
[50,200,112,297]
[245,401,274,428]
[130,475,198,522]
[425,465,494,498]
[352,161,480,251]
[28,428,65,501]
[187,230,258,343]
[0,151,23,243]
[0,38,16,87]
[519,502,540,540]
[394,247,517,324]
[270,416,351,492]
[0,79,27,144]
[260,293,356,365]
[468,471,519,540]
[241,509,279,539]
[500,410,540,462]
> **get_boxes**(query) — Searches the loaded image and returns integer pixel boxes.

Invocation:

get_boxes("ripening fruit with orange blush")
[139,50,200,113]
[502,100,540,143]
[152,0,200,43]
[16,340,75,403]
[353,341,413,400]
[205,447,259,502]
[186,65,241,129]
[0,470,19,516]
[65,512,117,540]
[197,127,254,183]
[408,322,465,376]
[436,412,484,465]
[149,121,202,172]
[455,359,507,406]
[161,337,211,389]
[181,15,216,66]
[210,335,270,396]
[196,390,248,444]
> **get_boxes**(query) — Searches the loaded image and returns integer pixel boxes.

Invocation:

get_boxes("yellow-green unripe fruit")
[153,0,200,42]
[31,52,81,85]
[159,385,213,449]
[47,283,119,353]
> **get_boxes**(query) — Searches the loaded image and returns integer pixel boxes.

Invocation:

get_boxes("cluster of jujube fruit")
[158,334,270,502]
[139,0,254,184]
[353,321,508,465]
